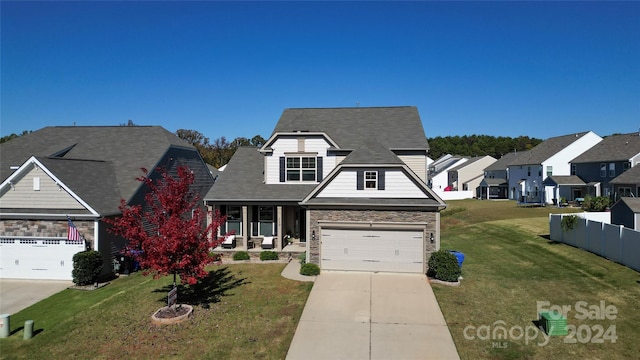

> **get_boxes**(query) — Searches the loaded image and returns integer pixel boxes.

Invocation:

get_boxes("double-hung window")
[600,163,607,177]
[365,171,377,189]
[609,163,615,177]
[286,157,316,182]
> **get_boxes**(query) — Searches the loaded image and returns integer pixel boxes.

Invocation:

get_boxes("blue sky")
[2,1,638,141]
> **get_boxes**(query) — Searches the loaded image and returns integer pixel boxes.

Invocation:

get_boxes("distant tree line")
[0,130,31,144]
[175,129,265,168]
[427,135,543,160]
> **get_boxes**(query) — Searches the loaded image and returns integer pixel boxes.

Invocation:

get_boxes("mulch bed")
[68,282,110,291]
[154,305,191,319]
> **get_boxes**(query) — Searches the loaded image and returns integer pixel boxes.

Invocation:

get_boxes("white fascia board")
[0,156,100,216]
[259,132,339,152]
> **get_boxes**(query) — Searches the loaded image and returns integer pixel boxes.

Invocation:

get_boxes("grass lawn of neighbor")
[435,199,640,360]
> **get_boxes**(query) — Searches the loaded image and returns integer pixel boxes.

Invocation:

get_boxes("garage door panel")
[320,228,424,273]
[0,239,85,280]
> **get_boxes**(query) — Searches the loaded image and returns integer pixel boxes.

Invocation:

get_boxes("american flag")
[67,217,82,241]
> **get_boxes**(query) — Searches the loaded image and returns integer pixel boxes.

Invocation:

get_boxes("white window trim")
[365,171,377,189]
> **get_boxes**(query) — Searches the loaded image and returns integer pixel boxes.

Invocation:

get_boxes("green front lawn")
[1,263,312,359]
[436,200,640,359]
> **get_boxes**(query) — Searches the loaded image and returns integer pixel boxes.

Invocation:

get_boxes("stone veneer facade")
[308,209,440,272]
[0,219,95,248]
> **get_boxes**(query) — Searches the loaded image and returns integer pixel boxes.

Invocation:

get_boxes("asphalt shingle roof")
[1,126,198,213]
[571,133,640,163]
[543,175,587,186]
[205,147,316,202]
[272,106,429,150]
[610,164,640,184]
[484,152,520,171]
[616,197,640,213]
[509,132,591,166]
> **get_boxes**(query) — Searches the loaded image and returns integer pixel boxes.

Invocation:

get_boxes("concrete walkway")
[286,272,460,360]
[281,260,316,282]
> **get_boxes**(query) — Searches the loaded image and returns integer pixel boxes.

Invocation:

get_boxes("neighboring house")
[610,163,640,199]
[428,154,468,191]
[479,152,521,199]
[0,126,214,280]
[508,131,602,204]
[205,106,447,274]
[567,133,640,201]
[611,197,640,231]
[447,155,496,196]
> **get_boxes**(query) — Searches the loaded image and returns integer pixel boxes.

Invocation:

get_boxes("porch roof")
[204,147,316,202]
[543,175,586,186]
[480,178,507,186]
[610,164,640,185]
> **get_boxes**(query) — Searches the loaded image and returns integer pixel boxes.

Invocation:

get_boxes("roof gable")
[271,107,429,150]
[509,132,591,166]
[571,133,640,164]
[610,164,640,185]
[0,126,196,203]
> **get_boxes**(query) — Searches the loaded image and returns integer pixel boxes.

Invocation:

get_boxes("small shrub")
[561,215,578,231]
[232,251,250,261]
[209,252,223,263]
[300,263,320,276]
[582,195,610,212]
[298,252,306,265]
[427,250,461,282]
[260,251,279,261]
[72,250,104,286]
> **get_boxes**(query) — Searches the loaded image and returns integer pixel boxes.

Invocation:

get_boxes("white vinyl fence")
[549,214,640,272]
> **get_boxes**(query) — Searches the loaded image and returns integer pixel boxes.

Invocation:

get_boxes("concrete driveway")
[0,279,72,315]
[286,272,460,360]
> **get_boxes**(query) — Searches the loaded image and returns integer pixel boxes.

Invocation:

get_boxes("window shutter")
[316,157,323,182]
[378,171,385,190]
[279,157,285,182]
[357,170,364,190]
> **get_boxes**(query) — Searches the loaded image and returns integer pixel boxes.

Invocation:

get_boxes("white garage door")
[321,229,424,273]
[0,238,85,280]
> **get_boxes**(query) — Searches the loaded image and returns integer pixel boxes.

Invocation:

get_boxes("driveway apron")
[286,272,460,360]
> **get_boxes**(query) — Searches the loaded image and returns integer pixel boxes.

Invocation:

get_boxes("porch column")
[242,206,248,250]
[276,205,283,251]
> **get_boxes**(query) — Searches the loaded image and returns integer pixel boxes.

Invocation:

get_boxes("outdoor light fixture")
[312,230,316,241]
[430,233,434,244]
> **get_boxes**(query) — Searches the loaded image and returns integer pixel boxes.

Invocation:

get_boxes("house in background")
[567,133,640,201]
[0,126,214,280]
[428,154,468,192]
[479,152,521,199]
[205,106,447,274]
[447,155,496,196]
[610,163,640,199]
[508,131,602,205]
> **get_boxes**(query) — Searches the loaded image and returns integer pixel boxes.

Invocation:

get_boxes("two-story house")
[479,151,521,199]
[567,133,640,201]
[428,154,468,191]
[447,155,496,196]
[0,126,214,280]
[508,131,602,204]
[205,106,447,274]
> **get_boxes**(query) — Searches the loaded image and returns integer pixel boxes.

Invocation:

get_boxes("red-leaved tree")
[105,166,226,285]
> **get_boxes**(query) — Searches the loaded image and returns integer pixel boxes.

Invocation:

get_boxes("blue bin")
[448,250,465,269]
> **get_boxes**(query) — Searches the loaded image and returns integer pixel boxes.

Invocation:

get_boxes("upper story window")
[624,162,631,172]
[527,167,531,176]
[357,170,385,190]
[546,166,552,177]
[600,163,606,177]
[609,163,615,177]
[281,156,321,182]
[365,171,377,189]
[571,164,576,175]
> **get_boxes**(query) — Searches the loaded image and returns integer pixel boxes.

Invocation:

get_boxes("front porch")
[207,203,309,252]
